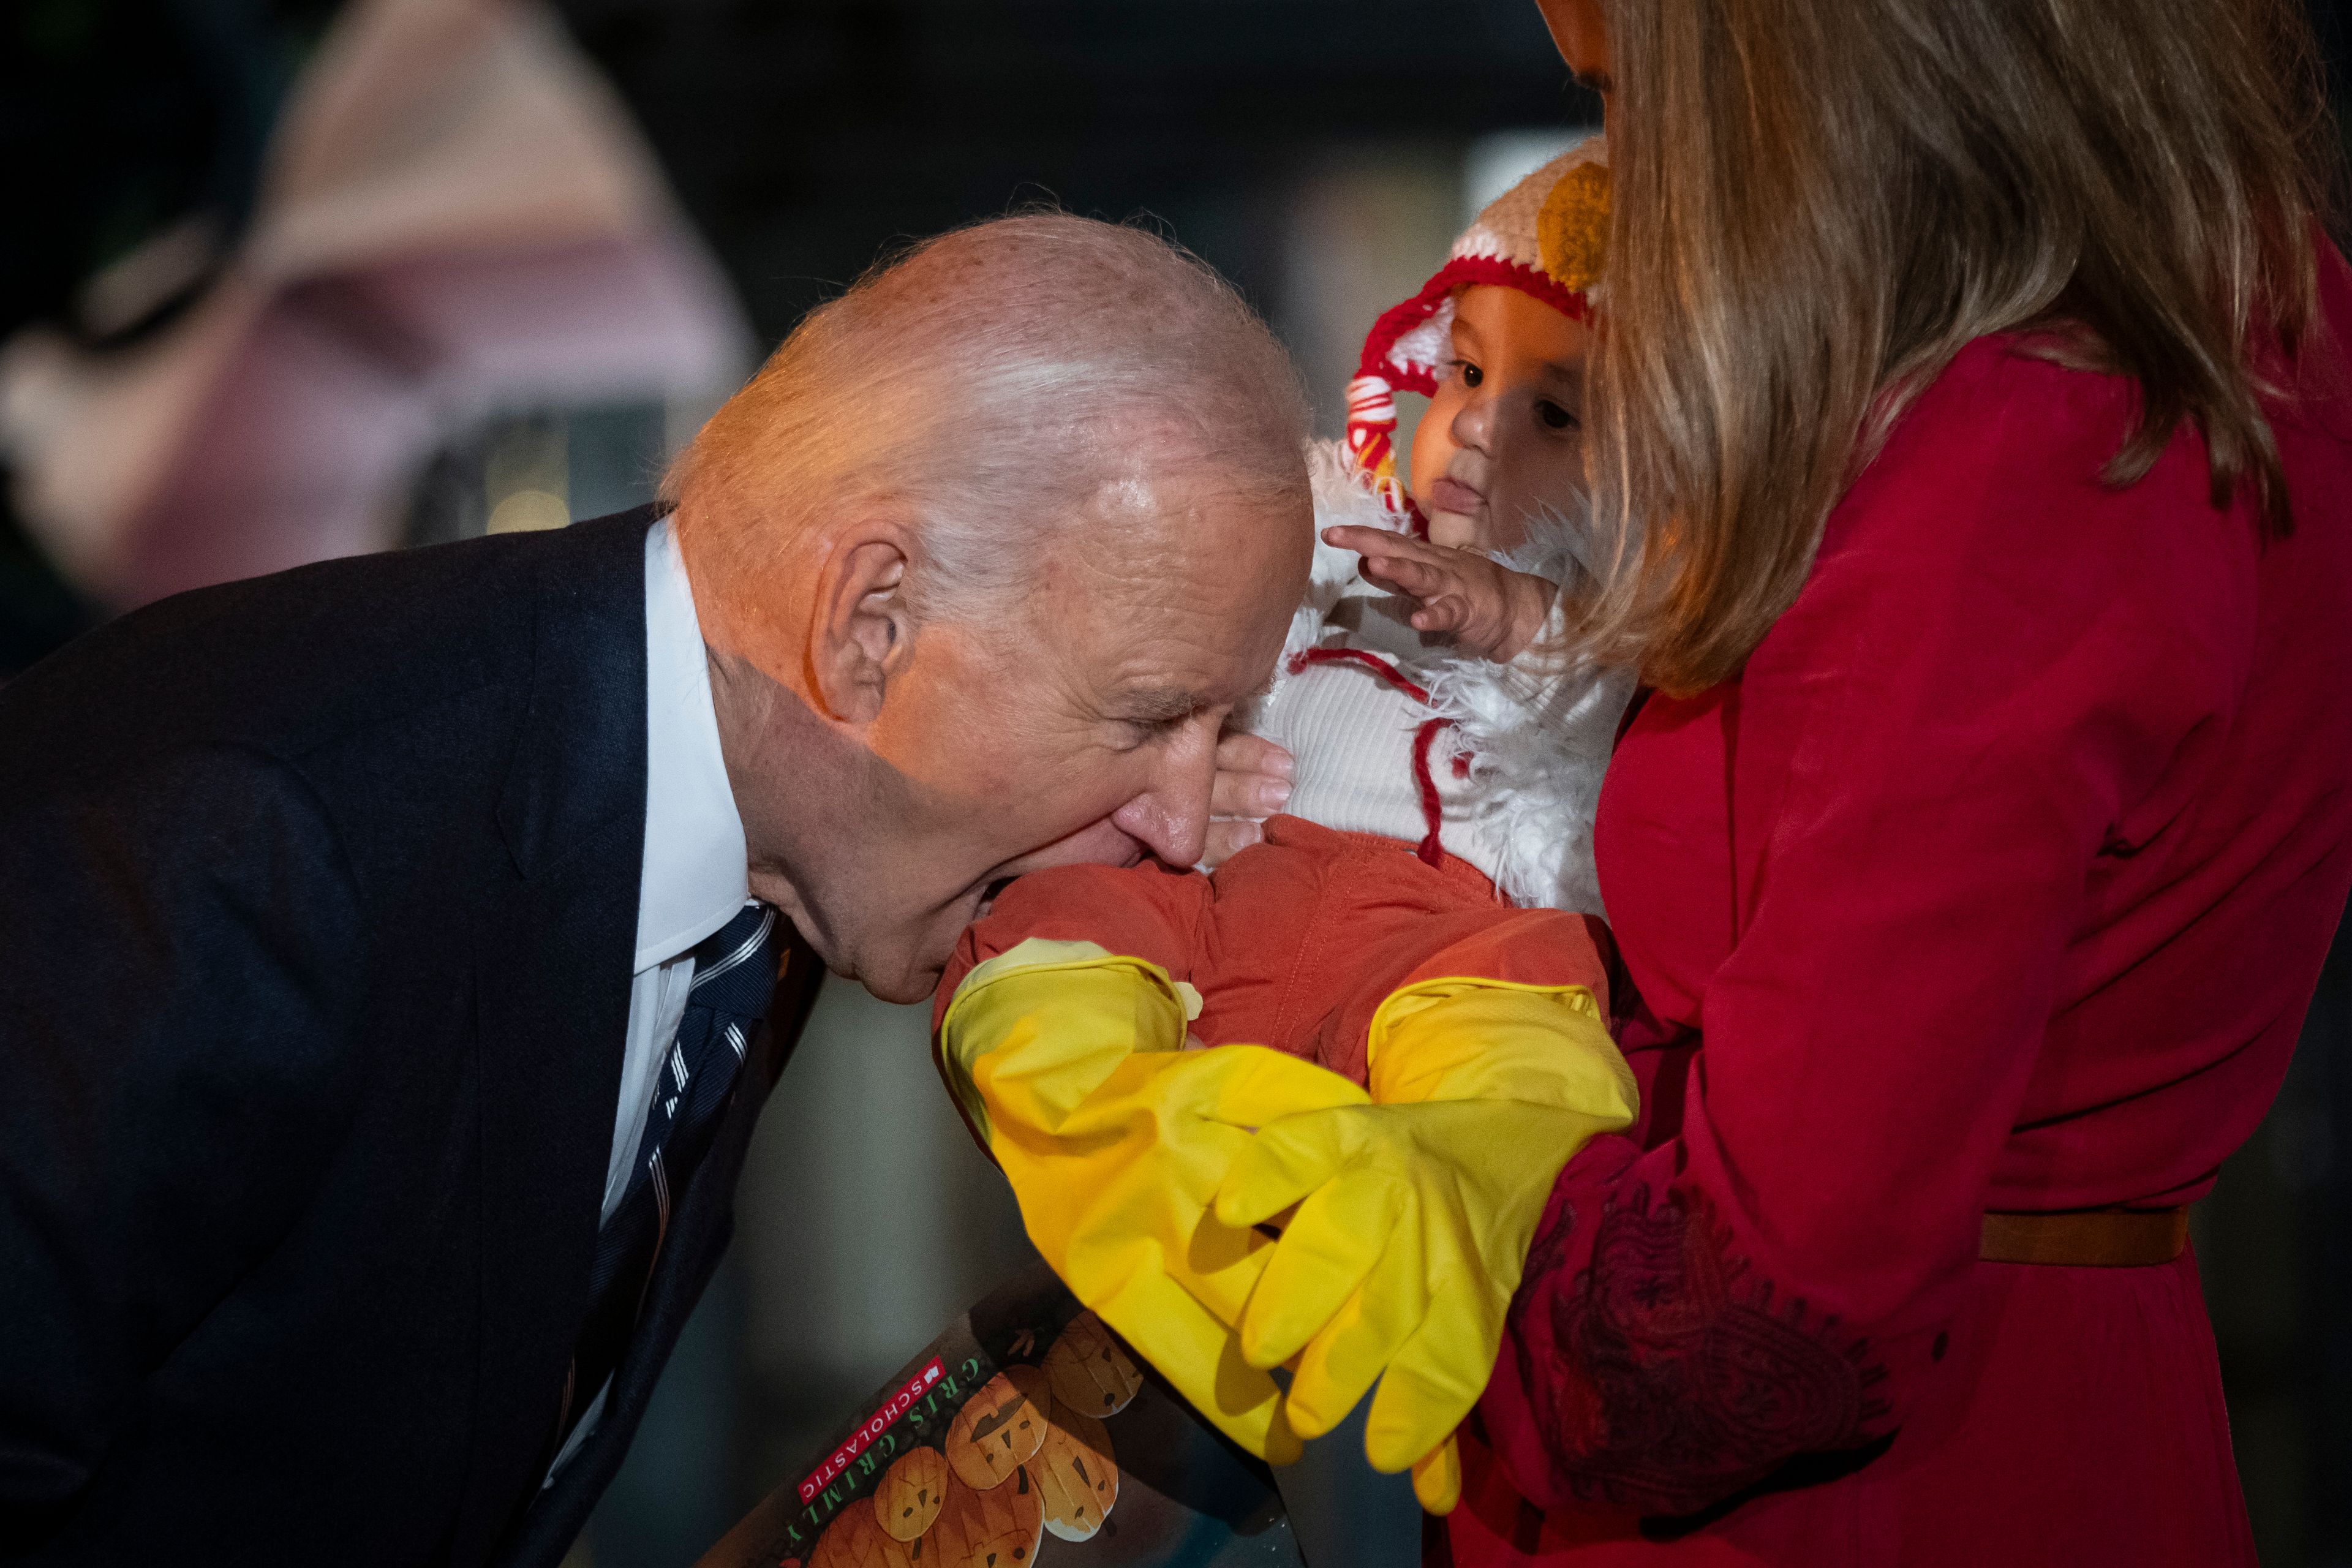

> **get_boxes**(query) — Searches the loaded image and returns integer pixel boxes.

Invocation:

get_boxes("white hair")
[669,213,1310,634]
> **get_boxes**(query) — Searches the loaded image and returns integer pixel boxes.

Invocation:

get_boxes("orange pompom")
[1539,161,1611,295]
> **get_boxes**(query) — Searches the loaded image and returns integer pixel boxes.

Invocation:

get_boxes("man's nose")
[1110,728,1217,868]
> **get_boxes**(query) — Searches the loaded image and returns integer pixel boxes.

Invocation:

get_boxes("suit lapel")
[497,927,826,1568]
[451,510,656,1561]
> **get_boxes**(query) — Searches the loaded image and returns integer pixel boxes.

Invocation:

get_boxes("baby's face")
[1409,284,1591,554]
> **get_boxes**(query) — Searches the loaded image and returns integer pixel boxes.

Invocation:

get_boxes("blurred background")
[2,2,2347,1563]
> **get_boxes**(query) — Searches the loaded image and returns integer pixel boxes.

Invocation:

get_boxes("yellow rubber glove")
[938,938,1371,1466]
[1359,979,1636,1114]
[1216,979,1637,1512]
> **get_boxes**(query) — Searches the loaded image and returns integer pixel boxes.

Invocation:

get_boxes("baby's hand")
[1325,526,1558,662]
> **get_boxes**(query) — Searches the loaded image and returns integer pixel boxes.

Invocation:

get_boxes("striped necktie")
[557,901,781,1448]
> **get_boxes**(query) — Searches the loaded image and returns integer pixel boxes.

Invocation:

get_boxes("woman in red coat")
[1219,0,2352,1560]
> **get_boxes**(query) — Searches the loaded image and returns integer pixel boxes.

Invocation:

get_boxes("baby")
[943,140,1633,1082]
[1243,134,1626,938]
[930,141,1638,1511]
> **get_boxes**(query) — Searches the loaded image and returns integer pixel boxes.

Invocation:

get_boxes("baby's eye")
[1536,399,1579,431]
[1452,358,1483,390]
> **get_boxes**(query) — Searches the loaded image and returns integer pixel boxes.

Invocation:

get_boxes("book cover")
[699,1261,1306,1567]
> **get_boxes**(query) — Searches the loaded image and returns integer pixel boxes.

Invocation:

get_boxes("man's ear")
[808,525,917,725]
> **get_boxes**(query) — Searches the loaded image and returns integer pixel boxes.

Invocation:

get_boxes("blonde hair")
[1580,0,2342,694]
[667,213,1308,644]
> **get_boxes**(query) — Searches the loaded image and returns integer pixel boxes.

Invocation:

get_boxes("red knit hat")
[1343,136,1611,531]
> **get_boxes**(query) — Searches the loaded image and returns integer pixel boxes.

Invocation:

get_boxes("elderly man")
[0,216,1310,1566]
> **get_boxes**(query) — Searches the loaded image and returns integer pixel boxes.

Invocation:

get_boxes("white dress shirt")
[551,516,748,1479]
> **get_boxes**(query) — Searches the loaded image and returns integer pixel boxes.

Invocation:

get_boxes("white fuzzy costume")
[1235,440,1634,916]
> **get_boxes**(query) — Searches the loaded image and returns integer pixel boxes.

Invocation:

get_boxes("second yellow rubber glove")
[938,938,1370,1465]
[1216,979,1637,1511]
[1357,978,1637,1115]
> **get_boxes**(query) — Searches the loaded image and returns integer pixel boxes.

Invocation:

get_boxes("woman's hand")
[1326,525,1558,662]
[1204,730,1294,867]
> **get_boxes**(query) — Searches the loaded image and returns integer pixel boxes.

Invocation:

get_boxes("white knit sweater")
[1235,442,1634,916]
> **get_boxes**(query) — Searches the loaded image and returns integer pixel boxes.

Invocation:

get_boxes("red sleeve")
[1475,345,2257,1515]
[926,860,1216,1157]
[1395,910,1616,1016]
[929,860,1214,1037]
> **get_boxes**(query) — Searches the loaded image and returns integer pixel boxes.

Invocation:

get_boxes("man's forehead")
[1088,471,1161,519]
[1025,460,1305,701]
[1054,488,1290,601]
[1074,475,1224,571]
[1063,572,1289,716]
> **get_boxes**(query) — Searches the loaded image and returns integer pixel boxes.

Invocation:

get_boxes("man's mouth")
[975,875,1017,919]
[1427,475,1485,516]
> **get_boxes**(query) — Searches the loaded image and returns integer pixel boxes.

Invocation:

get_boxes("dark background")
[3,3,2348,1564]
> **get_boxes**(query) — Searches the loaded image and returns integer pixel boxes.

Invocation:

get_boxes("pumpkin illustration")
[809,1499,920,1568]
[929,1470,1046,1568]
[1030,1409,1119,1542]
[1003,1363,1052,1419]
[874,1445,951,1542]
[1043,1311,1142,1418]
[943,1367,1049,1490]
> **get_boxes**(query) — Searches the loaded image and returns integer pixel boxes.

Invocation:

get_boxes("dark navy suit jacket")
[0,509,818,1564]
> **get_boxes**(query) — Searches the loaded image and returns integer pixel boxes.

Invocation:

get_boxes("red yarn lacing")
[1286,646,1457,869]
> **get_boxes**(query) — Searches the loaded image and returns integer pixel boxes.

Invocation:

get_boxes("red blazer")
[1449,247,2352,1566]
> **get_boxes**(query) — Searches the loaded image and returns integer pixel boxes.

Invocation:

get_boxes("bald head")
[669,214,1313,1001]
[669,213,1310,656]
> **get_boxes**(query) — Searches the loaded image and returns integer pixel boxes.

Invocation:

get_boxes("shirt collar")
[635,516,749,971]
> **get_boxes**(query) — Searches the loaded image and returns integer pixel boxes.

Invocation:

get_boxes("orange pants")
[936,815,1613,1087]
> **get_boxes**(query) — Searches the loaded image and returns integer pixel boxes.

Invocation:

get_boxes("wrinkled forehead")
[1077,456,1305,583]
[1035,470,1306,679]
